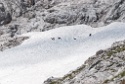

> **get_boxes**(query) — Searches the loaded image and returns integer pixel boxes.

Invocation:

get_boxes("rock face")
[44,40,125,84]
[0,3,12,25]
[0,36,29,51]
[42,0,125,29]
[1,0,125,34]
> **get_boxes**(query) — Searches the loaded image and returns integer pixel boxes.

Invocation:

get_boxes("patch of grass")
[103,79,110,83]
[62,74,74,80]
[62,65,86,80]
[106,45,125,57]
[107,51,114,57]
[119,70,125,77]
[103,70,125,84]
[110,70,125,81]
[48,65,86,84]
[111,70,125,80]
[50,81,61,84]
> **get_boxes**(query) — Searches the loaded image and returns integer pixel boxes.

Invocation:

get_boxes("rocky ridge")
[1,0,125,31]
[44,40,125,84]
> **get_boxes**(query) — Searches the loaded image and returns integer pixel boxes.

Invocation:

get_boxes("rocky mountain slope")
[44,40,125,84]
[0,0,125,50]
[0,0,125,84]
[1,0,125,51]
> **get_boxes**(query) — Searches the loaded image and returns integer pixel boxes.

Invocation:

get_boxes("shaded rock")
[0,3,12,25]
[0,36,29,51]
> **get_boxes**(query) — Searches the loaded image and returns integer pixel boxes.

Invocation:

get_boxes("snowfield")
[0,22,125,84]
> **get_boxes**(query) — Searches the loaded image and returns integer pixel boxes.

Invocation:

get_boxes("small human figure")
[51,37,55,40]
[58,37,61,40]
[89,33,92,37]
[73,38,76,40]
